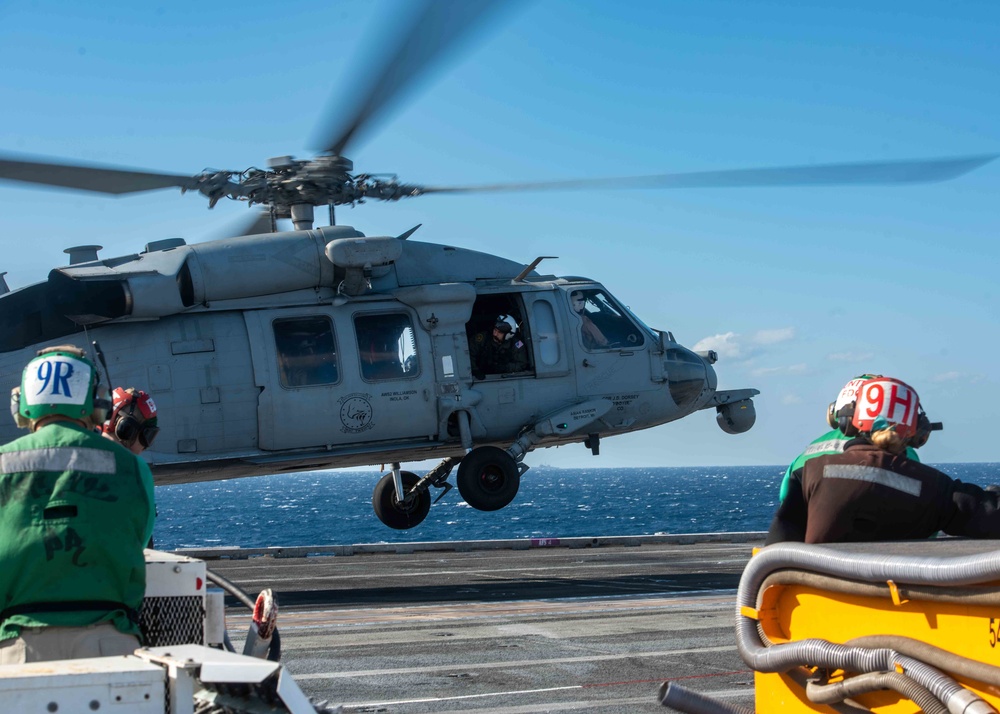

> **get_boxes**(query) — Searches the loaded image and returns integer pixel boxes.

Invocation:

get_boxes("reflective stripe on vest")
[822,464,922,497]
[803,438,850,457]
[0,447,117,475]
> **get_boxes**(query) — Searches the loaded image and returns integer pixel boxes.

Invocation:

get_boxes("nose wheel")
[456,446,521,511]
[372,470,431,530]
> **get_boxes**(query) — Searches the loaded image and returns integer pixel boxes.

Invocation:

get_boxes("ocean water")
[153,463,1000,551]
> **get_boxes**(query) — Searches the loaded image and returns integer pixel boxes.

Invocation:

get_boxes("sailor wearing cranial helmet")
[102,386,160,455]
[0,345,155,664]
[775,374,922,504]
[766,375,1000,544]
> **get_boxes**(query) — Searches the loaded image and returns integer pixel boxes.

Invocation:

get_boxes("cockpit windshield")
[567,287,646,350]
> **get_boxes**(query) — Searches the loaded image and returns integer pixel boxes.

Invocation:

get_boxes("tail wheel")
[372,470,431,530]
[456,446,520,511]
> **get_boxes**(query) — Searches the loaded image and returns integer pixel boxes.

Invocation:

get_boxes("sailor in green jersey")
[777,376,920,503]
[0,345,155,664]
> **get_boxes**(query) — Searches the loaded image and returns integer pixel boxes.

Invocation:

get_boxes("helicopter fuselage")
[0,225,757,526]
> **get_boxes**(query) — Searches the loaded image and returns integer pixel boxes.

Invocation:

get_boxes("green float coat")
[0,421,155,642]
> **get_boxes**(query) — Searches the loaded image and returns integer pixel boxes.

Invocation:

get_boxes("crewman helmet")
[12,345,110,430]
[104,387,160,449]
[494,315,517,340]
[849,376,922,440]
[826,374,882,430]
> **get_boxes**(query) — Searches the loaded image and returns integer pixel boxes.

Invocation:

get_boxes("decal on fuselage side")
[338,393,374,433]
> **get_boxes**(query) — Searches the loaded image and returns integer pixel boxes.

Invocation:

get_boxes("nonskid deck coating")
[200,534,764,713]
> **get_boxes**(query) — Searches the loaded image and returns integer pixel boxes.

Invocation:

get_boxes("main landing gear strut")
[370,445,526,530]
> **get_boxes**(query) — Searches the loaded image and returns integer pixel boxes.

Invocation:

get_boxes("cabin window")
[568,289,645,350]
[531,300,559,366]
[273,316,339,388]
[355,313,418,381]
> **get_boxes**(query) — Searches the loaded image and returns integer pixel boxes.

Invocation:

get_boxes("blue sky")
[1,0,997,469]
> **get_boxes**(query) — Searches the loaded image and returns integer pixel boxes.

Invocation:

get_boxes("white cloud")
[751,363,808,377]
[827,351,876,362]
[693,332,743,359]
[931,371,962,382]
[753,327,795,345]
[782,393,803,405]
[694,327,796,362]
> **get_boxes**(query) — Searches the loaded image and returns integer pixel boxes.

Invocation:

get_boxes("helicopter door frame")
[347,306,438,443]
[520,291,571,378]
[246,305,438,451]
[465,292,536,381]
[562,285,656,401]
[245,307,347,451]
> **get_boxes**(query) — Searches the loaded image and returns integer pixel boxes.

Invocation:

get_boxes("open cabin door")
[245,306,436,451]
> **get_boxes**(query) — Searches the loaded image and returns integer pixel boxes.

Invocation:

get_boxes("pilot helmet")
[104,387,160,449]
[12,345,110,430]
[494,315,516,340]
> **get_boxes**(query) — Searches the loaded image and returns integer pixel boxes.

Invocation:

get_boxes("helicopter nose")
[704,360,718,392]
[662,346,716,410]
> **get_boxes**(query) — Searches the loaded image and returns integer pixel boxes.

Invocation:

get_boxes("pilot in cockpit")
[570,291,609,349]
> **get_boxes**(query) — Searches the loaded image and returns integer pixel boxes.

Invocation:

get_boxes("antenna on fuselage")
[91,339,115,388]
[514,256,557,283]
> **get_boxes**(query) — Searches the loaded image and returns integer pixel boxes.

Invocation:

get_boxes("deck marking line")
[582,669,750,688]
[663,669,752,682]
[294,644,737,679]
[340,685,581,708]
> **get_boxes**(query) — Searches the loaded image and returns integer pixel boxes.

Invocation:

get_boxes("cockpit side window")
[273,316,338,388]
[355,313,418,381]
[568,289,645,350]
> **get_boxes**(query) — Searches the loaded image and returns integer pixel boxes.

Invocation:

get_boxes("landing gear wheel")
[457,446,520,511]
[372,471,431,530]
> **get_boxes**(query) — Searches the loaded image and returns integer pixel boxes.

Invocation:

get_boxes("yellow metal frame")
[753,580,1000,713]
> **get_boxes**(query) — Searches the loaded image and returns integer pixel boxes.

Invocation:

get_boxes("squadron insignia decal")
[338,393,374,433]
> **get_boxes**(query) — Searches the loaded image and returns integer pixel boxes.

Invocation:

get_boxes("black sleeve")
[766,468,808,545]
[944,479,1000,538]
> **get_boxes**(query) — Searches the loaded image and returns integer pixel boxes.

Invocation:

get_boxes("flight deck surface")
[188,534,765,713]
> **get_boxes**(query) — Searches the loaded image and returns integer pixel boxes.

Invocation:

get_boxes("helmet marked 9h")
[11,345,110,430]
[850,377,921,439]
[104,387,160,449]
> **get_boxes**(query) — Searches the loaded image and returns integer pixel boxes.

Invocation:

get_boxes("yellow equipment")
[663,540,1000,714]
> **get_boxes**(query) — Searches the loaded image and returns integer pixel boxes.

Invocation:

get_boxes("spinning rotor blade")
[207,210,276,241]
[418,154,998,195]
[313,0,513,157]
[0,154,194,195]
[230,210,275,237]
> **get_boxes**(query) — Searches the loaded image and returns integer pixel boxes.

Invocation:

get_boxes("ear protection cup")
[910,410,942,449]
[826,402,838,430]
[836,403,859,437]
[115,414,142,444]
[10,387,29,429]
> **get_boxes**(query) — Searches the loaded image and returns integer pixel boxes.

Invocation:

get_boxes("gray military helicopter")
[0,1,994,529]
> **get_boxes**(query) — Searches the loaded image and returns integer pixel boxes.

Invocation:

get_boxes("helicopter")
[0,1,995,530]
